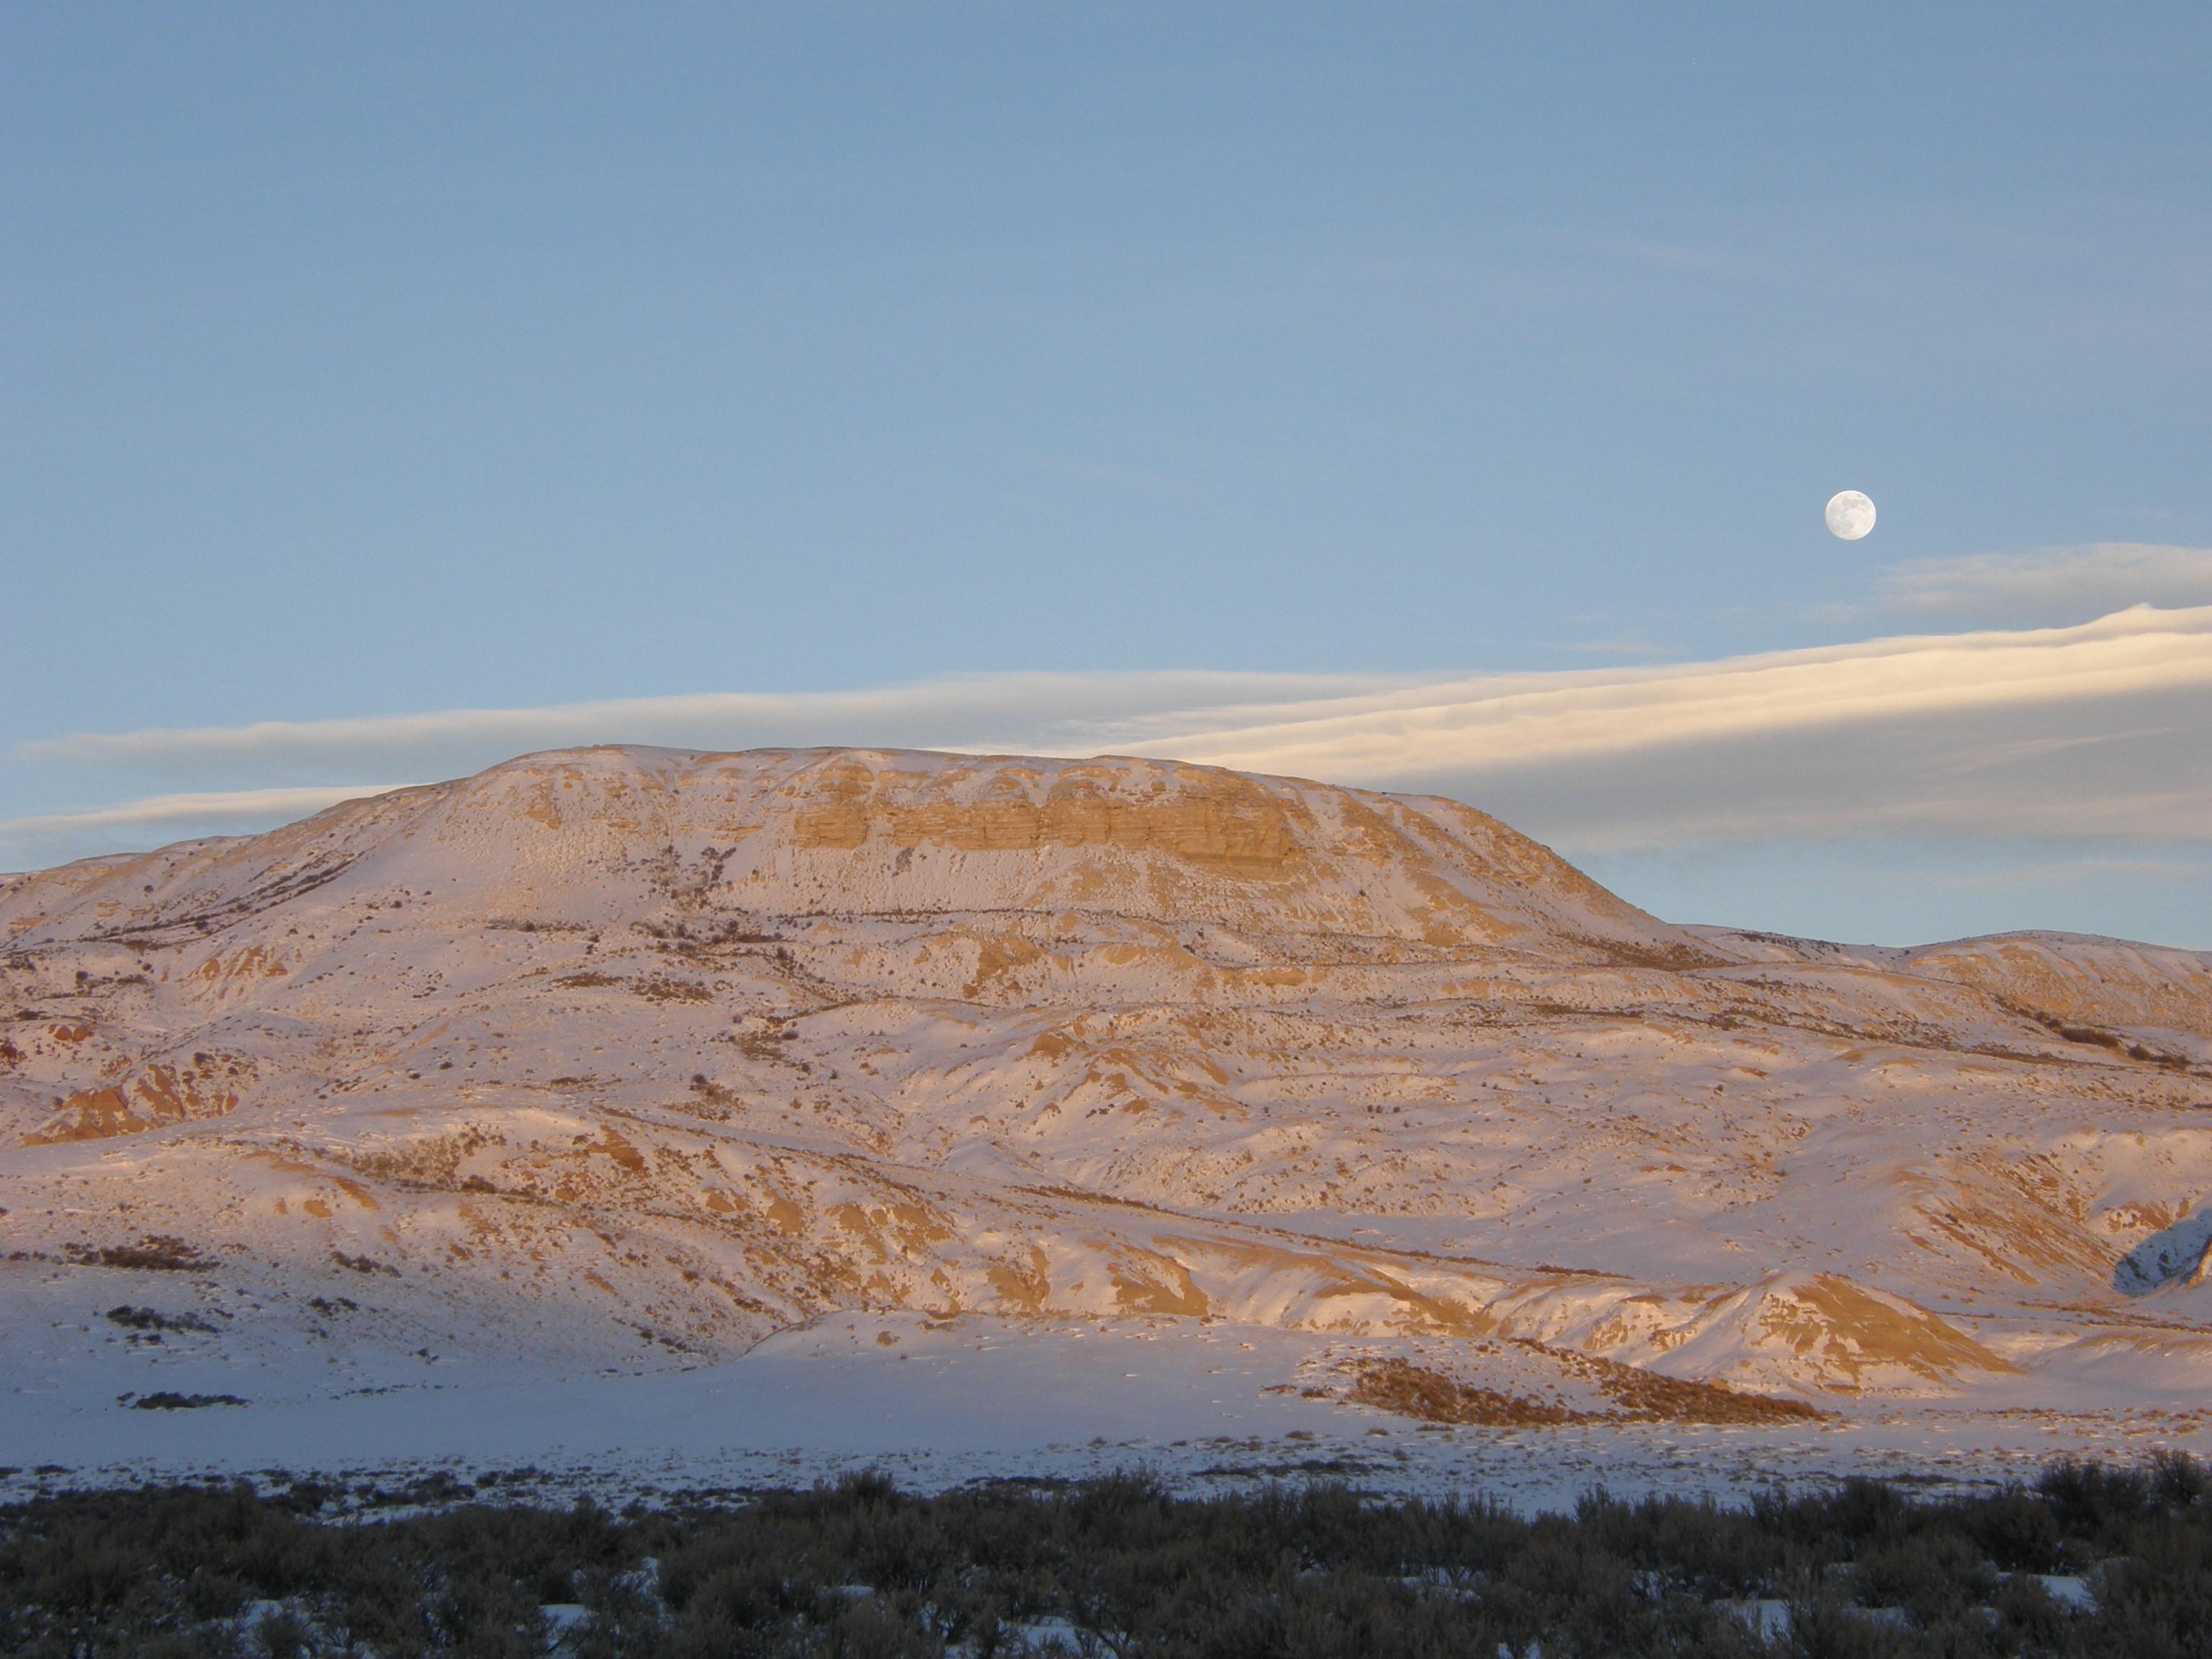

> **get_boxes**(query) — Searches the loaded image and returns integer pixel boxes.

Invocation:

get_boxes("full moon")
[1825,489,1876,540]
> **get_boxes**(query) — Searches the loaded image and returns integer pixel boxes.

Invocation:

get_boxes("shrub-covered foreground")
[1,1455,2208,1658]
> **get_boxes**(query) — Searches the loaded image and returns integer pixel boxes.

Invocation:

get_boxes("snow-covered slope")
[3,746,2209,1420]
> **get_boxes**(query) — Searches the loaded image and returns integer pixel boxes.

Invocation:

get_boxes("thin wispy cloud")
[1925,853,2212,896]
[1875,544,2212,628]
[20,673,1413,781]
[0,786,405,839]
[8,606,2210,870]
[31,607,2211,783]
[1123,606,2212,781]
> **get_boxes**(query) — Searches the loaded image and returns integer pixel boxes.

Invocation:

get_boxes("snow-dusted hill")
[4,746,2210,1449]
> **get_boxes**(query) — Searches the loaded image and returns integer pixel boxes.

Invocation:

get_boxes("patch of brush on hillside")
[1345,1351,1827,1426]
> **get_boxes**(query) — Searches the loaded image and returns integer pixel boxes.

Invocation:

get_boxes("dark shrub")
[1,1456,2205,1657]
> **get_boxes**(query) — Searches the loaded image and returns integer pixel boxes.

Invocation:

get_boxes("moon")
[1825,490,1876,540]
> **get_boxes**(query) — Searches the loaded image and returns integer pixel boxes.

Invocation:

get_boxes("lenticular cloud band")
[12,606,2211,860]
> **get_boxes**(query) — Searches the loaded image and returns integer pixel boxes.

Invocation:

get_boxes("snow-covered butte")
[4,746,2210,1417]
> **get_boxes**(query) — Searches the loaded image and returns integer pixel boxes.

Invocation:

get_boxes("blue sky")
[6,5,2211,946]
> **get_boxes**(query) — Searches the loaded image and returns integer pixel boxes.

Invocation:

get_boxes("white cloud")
[19,673,1407,782]
[1115,604,2212,777]
[1876,543,2212,626]
[8,605,2212,865]
[0,786,404,838]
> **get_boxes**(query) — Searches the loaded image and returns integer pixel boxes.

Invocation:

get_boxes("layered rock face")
[3,747,2209,1401]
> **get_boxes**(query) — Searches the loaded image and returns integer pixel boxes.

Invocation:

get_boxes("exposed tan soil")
[1348,1354,1826,1428]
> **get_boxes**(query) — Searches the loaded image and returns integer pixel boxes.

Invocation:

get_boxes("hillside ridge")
[4,745,2209,1418]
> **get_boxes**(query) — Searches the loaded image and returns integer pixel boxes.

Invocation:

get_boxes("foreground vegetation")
[1,1455,2207,1657]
